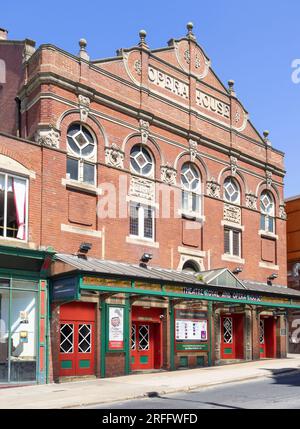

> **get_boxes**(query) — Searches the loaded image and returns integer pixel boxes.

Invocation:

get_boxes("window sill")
[258,230,278,240]
[259,261,279,271]
[221,254,245,264]
[126,236,159,248]
[62,178,102,195]
[178,210,205,223]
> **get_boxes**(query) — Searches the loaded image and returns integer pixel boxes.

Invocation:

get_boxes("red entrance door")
[260,317,276,358]
[131,323,156,370]
[221,314,244,359]
[59,302,96,377]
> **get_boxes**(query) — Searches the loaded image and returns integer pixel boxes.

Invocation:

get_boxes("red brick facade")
[0,25,290,381]
[0,27,287,285]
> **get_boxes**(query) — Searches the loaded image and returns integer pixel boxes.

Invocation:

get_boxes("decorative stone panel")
[189,139,198,162]
[279,204,287,220]
[35,125,60,148]
[105,144,124,169]
[245,192,257,210]
[161,165,177,185]
[129,176,155,202]
[206,177,221,199]
[223,203,241,224]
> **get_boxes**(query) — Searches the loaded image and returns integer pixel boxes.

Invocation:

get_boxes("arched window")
[66,123,96,185]
[260,191,275,233]
[223,177,240,204]
[181,163,201,216]
[130,145,154,177]
[182,260,200,274]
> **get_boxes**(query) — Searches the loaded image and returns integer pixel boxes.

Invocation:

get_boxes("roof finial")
[139,29,149,49]
[186,22,196,41]
[228,79,236,96]
[263,130,271,146]
[78,38,90,61]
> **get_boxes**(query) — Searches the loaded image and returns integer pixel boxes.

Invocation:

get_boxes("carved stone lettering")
[224,203,241,224]
[148,66,189,99]
[196,90,230,119]
[129,176,155,201]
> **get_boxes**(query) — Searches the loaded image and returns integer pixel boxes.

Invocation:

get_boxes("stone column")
[251,307,260,361]
[245,306,252,361]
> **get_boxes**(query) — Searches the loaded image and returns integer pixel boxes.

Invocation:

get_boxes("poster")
[176,319,207,341]
[108,307,124,350]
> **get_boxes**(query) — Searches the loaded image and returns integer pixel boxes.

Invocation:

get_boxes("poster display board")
[108,306,124,350]
[175,310,209,352]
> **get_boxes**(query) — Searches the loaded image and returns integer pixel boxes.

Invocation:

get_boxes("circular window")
[130,145,153,176]
[67,124,95,158]
[224,178,240,204]
[181,163,200,192]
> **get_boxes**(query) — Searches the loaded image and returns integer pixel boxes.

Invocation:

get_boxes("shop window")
[66,123,96,185]
[0,173,27,241]
[130,145,154,177]
[129,203,154,241]
[181,163,201,217]
[0,279,38,384]
[260,191,275,233]
[223,177,240,204]
[224,228,241,257]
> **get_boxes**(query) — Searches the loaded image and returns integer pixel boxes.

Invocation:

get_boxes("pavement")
[1,355,300,409]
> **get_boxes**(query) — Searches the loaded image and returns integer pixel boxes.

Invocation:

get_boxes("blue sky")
[2,1,300,198]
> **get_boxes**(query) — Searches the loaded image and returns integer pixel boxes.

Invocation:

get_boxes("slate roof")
[55,254,300,299]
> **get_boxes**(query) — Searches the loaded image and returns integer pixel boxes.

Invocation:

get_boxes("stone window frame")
[129,144,155,179]
[180,162,202,218]
[223,177,241,205]
[66,123,97,186]
[260,191,275,234]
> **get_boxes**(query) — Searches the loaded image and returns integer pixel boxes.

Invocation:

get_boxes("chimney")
[0,28,8,40]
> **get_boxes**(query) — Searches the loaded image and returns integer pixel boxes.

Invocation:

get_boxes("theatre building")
[1,24,300,384]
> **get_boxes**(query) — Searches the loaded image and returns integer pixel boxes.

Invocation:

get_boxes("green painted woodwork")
[124,297,130,375]
[0,244,54,260]
[197,356,205,367]
[100,299,106,378]
[61,360,72,369]
[208,302,212,366]
[179,356,188,367]
[79,360,90,368]
[80,284,300,310]
[131,356,135,364]
[176,343,208,351]
[260,348,264,354]
[140,356,149,364]
[224,348,233,355]
[170,301,175,371]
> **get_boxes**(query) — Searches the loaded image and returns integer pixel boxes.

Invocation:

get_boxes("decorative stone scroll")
[189,139,198,162]
[78,94,91,123]
[266,170,273,189]
[279,204,287,221]
[245,192,257,210]
[161,165,177,185]
[35,125,60,148]
[206,177,221,199]
[139,119,150,145]
[223,203,241,225]
[105,144,124,169]
[230,156,238,177]
[129,176,155,202]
